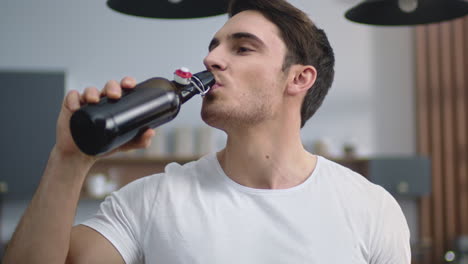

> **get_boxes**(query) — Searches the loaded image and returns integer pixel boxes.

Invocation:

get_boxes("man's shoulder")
[316,156,392,207]
[117,153,215,189]
[109,153,218,208]
[317,157,409,243]
[317,156,378,189]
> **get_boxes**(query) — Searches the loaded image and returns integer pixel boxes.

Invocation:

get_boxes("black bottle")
[70,69,214,156]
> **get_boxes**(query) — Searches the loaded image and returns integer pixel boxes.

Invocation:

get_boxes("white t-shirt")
[82,154,411,264]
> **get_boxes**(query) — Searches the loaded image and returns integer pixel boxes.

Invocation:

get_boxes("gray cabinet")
[0,71,64,200]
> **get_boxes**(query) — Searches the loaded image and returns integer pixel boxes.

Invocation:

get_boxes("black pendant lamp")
[345,0,468,26]
[107,0,229,19]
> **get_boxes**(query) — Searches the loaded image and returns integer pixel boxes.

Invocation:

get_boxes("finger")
[140,129,156,148]
[120,76,137,89]
[82,86,101,104]
[132,129,155,149]
[102,80,121,99]
[79,86,96,104]
[120,129,155,151]
[64,90,81,112]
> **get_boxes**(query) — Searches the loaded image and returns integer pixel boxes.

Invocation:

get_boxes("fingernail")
[109,87,121,97]
[124,79,135,88]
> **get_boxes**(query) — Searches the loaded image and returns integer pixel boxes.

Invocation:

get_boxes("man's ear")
[286,65,317,95]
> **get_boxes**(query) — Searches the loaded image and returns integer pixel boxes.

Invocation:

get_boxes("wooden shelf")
[92,156,369,174]
[89,155,199,182]
[83,156,198,199]
[96,156,199,165]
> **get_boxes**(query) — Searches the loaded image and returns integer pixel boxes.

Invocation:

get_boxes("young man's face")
[201,10,290,130]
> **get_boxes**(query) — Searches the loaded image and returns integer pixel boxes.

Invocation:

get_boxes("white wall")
[0,0,417,243]
[290,0,416,156]
[0,0,416,156]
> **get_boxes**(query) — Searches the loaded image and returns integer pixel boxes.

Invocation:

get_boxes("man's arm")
[369,190,411,264]
[2,77,154,264]
[2,149,125,264]
[67,225,125,264]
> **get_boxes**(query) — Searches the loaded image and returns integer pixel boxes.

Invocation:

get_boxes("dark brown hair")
[228,0,335,128]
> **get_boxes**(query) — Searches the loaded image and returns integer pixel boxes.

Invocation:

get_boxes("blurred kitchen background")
[0,0,467,263]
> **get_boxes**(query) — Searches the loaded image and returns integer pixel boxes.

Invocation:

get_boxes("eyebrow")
[208,32,266,51]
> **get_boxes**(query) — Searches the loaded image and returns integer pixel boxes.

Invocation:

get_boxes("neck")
[218,121,317,190]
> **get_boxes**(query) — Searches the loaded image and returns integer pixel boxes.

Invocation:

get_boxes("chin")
[201,104,220,128]
[201,100,231,130]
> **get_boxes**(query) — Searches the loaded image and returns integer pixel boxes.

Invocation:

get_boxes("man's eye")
[237,47,253,53]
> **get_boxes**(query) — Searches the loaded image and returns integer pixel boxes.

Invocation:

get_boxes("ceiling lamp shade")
[107,0,229,19]
[345,0,468,26]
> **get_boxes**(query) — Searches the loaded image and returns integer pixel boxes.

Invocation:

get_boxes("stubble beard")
[201,92,273,131]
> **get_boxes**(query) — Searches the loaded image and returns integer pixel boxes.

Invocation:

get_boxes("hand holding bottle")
[53,76,155,161]
[69,69,213,156]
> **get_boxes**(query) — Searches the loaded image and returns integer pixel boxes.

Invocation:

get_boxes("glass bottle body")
[70,71,213,156]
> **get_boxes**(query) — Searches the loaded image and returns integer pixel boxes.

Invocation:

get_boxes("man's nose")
[203,48,226,71]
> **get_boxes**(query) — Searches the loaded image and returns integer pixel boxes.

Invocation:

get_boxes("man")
[3,0,411,263]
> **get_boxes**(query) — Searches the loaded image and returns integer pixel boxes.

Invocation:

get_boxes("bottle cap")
[174,67,193,85]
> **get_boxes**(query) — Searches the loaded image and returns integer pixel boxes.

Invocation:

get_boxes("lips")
[208,74,224,92]
[211,83,222,91]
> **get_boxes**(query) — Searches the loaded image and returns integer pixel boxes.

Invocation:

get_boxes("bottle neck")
[174,70,215,104]
[178,84,199,104]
